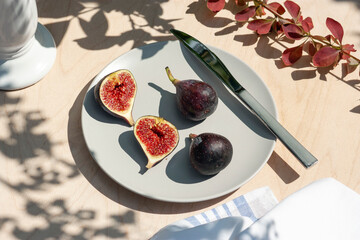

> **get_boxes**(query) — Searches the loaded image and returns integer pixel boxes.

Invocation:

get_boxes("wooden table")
[1,0,359,239]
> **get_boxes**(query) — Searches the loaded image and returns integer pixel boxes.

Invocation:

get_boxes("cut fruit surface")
[94,69,137,126]
[134,116,179,169]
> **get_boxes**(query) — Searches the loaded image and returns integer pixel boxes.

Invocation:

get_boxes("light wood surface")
[1,0,360,239]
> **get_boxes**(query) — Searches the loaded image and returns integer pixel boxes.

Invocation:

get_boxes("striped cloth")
[151,186,278,239]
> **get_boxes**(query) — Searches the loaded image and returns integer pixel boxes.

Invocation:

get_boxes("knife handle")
[236,89,318,168]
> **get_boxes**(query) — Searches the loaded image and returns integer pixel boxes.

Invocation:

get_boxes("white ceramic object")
[81,41,278,203]
[0,0,56,90]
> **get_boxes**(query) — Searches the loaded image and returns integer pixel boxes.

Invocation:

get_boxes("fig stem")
[189,133,198,139]
[165,66,180,85]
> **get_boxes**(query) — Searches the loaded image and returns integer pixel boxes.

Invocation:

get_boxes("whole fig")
[165,66,218,121]
[189,133,233,175]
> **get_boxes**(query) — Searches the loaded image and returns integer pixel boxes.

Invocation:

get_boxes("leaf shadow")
[8,198,133,239]
[334,0,360,9]
[0,90,132,239]
[350,104,360,114]
[37,0,177,54]
[186,0,234,29]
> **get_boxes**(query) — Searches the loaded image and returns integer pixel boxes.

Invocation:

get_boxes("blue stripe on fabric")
[222,203,233,217]
[201,212,210,222]
[212,208,221,220]
[184,216,201,227]
[233,195,257,222]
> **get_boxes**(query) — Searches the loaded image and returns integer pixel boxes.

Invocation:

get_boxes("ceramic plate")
[81,40,277,203]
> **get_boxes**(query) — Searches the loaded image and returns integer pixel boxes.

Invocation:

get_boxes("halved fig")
[94,69,137,126]
[134,116,179,169]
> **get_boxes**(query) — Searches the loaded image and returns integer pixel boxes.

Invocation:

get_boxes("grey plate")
[81,41,277,203]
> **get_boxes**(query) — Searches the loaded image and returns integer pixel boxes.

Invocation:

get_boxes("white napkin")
[151,187,278,240]
[237,178,360,240]
[151,178,360,240]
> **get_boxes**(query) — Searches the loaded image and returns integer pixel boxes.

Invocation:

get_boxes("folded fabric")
[236,178,360,240]
[151,186,278,240]
[151,178,360,240]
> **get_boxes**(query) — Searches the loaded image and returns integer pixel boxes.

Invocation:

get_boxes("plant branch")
[258,0,360,64]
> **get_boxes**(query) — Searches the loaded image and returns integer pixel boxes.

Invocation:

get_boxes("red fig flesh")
[134,116,179,168]
[94,69,137,126]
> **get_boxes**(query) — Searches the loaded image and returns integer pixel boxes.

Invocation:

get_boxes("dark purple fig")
[165,66,218,121]
[189,133,233,175]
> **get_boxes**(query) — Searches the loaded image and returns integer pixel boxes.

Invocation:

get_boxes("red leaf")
[267,2,285,15]
[247,19,274,35]
[301,17,313,32]
[343,44,356,53]
[282,24,303,40]
[284,0,300,20]
[235,6,256,22]
[308,43,317,56]
[342,44,356,60]
[308,42,322,56]
[323,34,339,45]
[274,21,283,35]
[207,0,225,13]
[312,47,341,67]
[326,18,344,43]
[282,44,303,66]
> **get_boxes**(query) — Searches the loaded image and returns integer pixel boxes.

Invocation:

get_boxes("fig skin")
[165,66,218,121]
[134,115,179,169]
[189,133,233,175]
[94,69,137,126]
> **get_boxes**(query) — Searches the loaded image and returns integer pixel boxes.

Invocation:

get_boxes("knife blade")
[170,28,318,168]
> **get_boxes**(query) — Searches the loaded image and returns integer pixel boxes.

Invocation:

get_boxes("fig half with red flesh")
[134,116,179,169]
[94,69,137,126]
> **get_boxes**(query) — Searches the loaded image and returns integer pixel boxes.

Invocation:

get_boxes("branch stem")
[257,0,360,64]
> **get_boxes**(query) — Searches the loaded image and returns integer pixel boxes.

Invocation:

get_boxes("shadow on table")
[267,152,300,184]
[333,0,360,8]
[36,0,177,51]
[0,91,134,239]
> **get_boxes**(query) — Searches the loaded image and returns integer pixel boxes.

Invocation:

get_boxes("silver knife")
[170,28,318,168]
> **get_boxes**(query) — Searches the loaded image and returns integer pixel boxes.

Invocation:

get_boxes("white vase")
[0,0,38,60]
[0,0,57,90]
